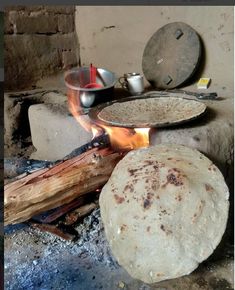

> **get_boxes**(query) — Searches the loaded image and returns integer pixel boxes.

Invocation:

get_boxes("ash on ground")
[4,209,234,290]
[72,208,118,269]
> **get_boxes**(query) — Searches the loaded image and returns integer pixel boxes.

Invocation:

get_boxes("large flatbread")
[99,144,229,284]
[97,97,206,128]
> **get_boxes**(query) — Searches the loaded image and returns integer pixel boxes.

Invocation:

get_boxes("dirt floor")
[4,73,234,290]
[4,208,234,290]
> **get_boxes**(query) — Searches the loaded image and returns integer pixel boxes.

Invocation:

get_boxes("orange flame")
[67,88,103,138]
[67,88,150,150]
[103,126,150,150]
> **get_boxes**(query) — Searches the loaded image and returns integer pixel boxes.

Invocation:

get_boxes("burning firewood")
[4,147,123,225]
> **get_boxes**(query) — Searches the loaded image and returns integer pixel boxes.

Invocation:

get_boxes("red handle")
[90,63,97,84]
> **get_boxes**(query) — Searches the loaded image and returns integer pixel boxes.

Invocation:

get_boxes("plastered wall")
[75,6,234,90]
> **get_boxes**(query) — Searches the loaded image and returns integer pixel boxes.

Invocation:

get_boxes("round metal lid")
[142,22,201,89]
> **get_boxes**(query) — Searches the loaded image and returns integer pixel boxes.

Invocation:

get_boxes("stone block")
[51,32,78,51]
[29,103,92,161]
[58,14,74,33]
[5,34,62,89]
[4,90,67,155]
[5,6,28,12]
[4,13,13,34]
[14,13,58,34]
[62,50,77,69]
[4,33,79,89]
[44,6,75,14]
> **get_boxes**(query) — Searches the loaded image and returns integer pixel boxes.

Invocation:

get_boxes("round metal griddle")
[88,96,207,128]
[142,22,201,89]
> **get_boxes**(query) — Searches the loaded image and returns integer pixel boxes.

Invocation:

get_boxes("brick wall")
[4,6,79,90]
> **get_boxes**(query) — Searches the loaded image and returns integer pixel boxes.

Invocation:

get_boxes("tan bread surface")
[98,97,206,127]
[99,144,229,283]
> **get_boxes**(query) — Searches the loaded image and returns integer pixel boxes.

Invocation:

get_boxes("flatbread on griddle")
[97,97,206,128]
[99,144,229,284]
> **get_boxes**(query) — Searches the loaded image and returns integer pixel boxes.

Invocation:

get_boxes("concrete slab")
[29,103,92,161]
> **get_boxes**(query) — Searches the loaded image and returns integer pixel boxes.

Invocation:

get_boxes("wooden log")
[64,202,98,225]
[29,222,76,241]
[4,148,123,225]
[32,196,87,224]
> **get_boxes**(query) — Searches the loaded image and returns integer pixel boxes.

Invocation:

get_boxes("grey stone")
[58,14,74,33]
[62,50,77,69]
[5,6,75,14]
[4,33,79,90]
[44,6,75,14]
[5,6,28,12]
[13,13,58,34]
[4,90,67,157]
[51,32,78,51]
[4,13,13,34]
[28,103,92,161]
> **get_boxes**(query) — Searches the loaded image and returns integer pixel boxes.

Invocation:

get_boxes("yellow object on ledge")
[197,78,211,89]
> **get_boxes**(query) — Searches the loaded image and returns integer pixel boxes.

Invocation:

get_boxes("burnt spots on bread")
[143,160,159,171]
[161,209,168,215]
[143,192,154,209]
[167,173,183,186]
[159,162,165,168]
[160,224,165,231]
[153,164,159,170]
[191,200,205,223]
[111,187,118,193]
[172,168,181,173]
[151,182,158,191]
[144,160,155,166]
[199,200,205,210]
[208,164,217,172]
[114,194,125,204]
[128,168,139,176]
[205,183,214,192]
[160,224,173,235]
[147,192,154,199]
[156,273,165,277]
[143,199,151,209]
[167,157,181,162]
[132,178,138,184]
[124,183,134,193]
[162,168,184,188]
[144,178,160,199]
[111,183,116,192]
[120,224,127,232]
[175,194,182,202]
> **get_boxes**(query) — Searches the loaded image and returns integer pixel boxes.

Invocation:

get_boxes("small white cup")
[119,73,145,95]
[127,75,145,95]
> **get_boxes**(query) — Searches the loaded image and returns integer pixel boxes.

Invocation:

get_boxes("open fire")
[67,88,150,151]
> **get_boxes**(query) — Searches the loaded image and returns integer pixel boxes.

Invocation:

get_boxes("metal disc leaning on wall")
[142,22,201,89]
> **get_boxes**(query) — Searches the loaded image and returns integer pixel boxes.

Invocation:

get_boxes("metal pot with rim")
[64,66,117,108]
